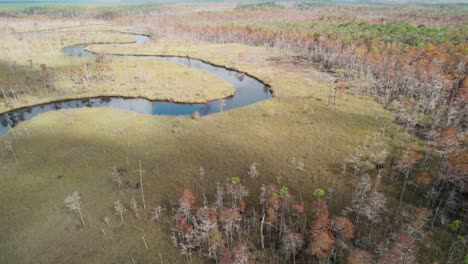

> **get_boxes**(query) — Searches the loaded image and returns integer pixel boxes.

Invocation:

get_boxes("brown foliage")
[266,207,277,223]
[292,202,305,214]
[333,216,355,242]
[415,171,432,188]
[441,127,458,141]
[380,233,418,264]
[177,188,196,233]
[221,243,254,264]
[179,188,196,208]
[397,150,422,171]
[260,184,280,224]
[95,63,112,74]
[346,249,374,264]
[311,197,330,220]
[308,198,335,259]
[308,231,335,259]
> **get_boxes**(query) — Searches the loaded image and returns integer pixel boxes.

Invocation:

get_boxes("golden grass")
[54,57,234,104]
[0,25,234,113]
[0,22,406,263]
[87,38,332,99]
[0,93,401,263]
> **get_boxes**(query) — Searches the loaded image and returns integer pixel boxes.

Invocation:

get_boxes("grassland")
[87,38,333,99]
[0,25,234,113]
[0,3,164,16]
[0,94,401,263]
[0,19,413,263]
[0,0,464,261]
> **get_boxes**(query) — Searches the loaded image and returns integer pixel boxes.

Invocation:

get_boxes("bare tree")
[395,150,421,217]
[219,99,226,112]
[130,196,140,219]
[346,173,371,226]
[295,159,305,171]
[4,138,17,162]
[114,200,126,224]
[111,166,122,189]
[215,182,224,209]
[327,80,336,106]
[151,205,165,222]
[199,166,205,181]
[103,216,111,226]
[282,228,305,263]
[64,191,85,227]
[364,189,387,225]
[135,160,147,209]
[248,162,259,179]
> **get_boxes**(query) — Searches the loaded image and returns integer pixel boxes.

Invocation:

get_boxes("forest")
[0,1,466,263]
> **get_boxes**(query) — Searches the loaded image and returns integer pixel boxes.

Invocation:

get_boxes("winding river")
[0,32,272,136]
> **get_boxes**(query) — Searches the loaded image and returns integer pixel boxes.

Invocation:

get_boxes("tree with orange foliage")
[260,184,280,224]
[332,216,356,261]
[94,63,112,80]
[430,127,460,177]
[308,197,335,260]
[333,216,355,244]
[308,230,335,260]
[177,188,196,234]
[415,171,433,190]
[259,184,278,249]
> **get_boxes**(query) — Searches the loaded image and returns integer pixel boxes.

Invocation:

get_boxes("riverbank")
[0,27,235,114]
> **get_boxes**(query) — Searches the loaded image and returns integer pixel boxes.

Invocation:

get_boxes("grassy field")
[0,96,402,263]
[53,57,235,104]
[0,25,234,113]
[0,0,464,260]
[0,21,412,263]
[87,38,333,99]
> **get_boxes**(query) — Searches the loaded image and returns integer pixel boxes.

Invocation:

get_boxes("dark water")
[0,33,272,136]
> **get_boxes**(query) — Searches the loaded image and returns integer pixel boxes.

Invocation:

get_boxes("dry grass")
[0,94,400,263]
[0,23,233,113]
[53,57,234,104]
[0,21,405,263]
[88,38,333,99]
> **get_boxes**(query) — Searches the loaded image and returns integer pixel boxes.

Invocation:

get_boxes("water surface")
[0,32,272,136]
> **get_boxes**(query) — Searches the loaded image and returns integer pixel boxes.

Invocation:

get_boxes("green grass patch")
[236,1,284,10]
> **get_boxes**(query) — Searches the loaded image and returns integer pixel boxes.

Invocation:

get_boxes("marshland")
[0,1,466,263]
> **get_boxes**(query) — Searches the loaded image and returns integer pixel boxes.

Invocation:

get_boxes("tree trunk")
[139,160,146,209]
[260,208,265,250]
[396,169,410,218]
[78,209,85,227]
